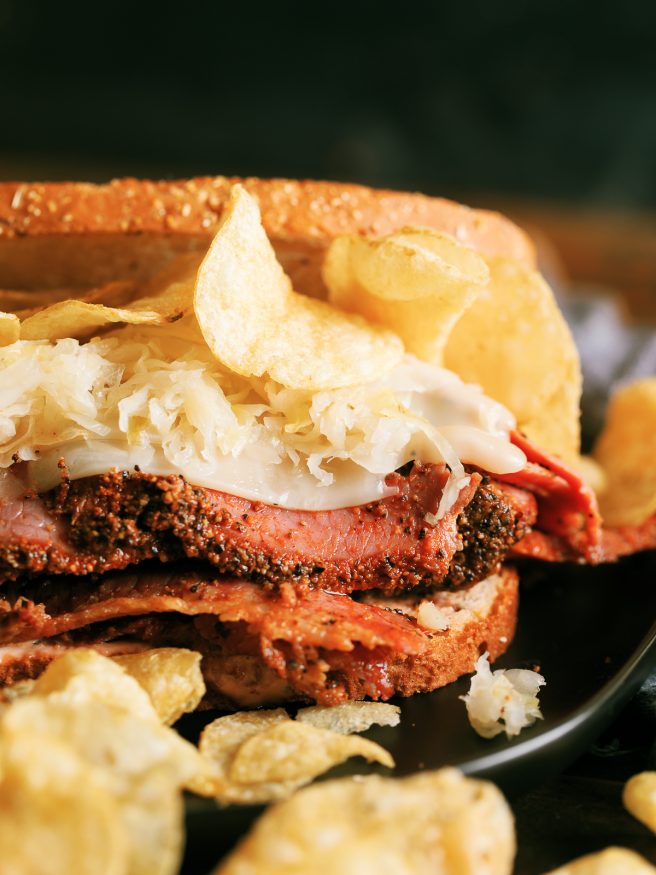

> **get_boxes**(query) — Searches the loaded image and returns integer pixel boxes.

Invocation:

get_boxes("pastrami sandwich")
[0,178,651,708]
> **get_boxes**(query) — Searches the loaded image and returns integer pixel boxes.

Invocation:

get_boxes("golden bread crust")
[334,566,519,701]
[0,177,535,294]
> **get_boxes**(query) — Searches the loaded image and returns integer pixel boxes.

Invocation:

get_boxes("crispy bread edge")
[0,177,535,293]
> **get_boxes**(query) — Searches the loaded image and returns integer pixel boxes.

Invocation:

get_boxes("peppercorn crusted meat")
[0,463,533,594]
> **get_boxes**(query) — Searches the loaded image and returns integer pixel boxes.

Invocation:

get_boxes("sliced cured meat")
[0,463,530,594]
[0,565,519,706]
[0,640,149,690]
[513,514,656,564]
[505,431,602,562]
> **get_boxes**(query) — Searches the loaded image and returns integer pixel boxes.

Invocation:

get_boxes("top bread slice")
[0,177,535,297]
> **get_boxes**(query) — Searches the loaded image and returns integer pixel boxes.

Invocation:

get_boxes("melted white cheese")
[1,334,525,510]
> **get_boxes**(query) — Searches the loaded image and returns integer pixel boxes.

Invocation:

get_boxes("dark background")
[1,0,656,211]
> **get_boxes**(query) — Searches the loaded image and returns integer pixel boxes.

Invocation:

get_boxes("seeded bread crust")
[0,177,535,296]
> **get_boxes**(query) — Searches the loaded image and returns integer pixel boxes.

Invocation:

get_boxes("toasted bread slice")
[0,567,518,707]
[0,177,535,297]
[338,566,519,702]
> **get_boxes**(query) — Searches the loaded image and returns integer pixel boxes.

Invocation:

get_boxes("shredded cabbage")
[0,321,525,510]
[461,653,545,739]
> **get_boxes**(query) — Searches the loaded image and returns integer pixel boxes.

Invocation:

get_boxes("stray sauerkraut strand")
[461,653,545,739]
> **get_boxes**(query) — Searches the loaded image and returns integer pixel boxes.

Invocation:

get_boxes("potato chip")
[572,455,607,495]
[1,698,202,875]
[543,847,656,874]
[0,697,202,795]
[20,273,194,342]
[295,701,400,734]
[623,771,656,833]
[188,708,290,802]
[0,732,128,875]
[444,256,582,460]
[230,720,393,786]
[121,765,184,875]
[33,649,158,723]
[593,379,656,526]
[324,228,488,363]
[113,648,206,725]
[214,768,515,875]
[194,184,403,391]
[0,311,19,346]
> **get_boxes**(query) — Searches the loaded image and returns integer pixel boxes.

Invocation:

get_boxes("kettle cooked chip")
[324,227,488,364]
[113,648,206,726]
[323,231,581,461]
[229,720,394,784]
[214,768,515,875]
[190,709,394,805]
[0,697,201,875]
[0,732,128,875]
[444,256,582,461]
[194,185,404,391]
[593,379,656,526]
[33,649,159,723]
[188,708,293,803]
[19,275,194,341]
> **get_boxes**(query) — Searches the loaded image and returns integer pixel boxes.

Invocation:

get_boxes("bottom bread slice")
[0,566,518,708]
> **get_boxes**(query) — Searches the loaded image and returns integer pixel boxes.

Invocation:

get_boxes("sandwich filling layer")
[0,462,532,593]
[0,325,525,512]
[0,565,519,706]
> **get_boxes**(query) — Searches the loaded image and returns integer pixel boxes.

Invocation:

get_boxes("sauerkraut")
[461,653,545,739]
[0,321,525,510]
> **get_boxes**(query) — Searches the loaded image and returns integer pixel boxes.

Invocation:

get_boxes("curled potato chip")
[0,311,19,346]
[188,708,290,802]
[623,771,656,833]
[215,768,515,875]
[295,701,400,734]
[230,720,394,785]
[113,648,206,725]
[543,848,656,874]
[194,184,403,390]
[324,228,488,364]
[0,732,128,875]
[593,379,656,526]
[444,256,582,460]
[33,649,158,723]
[20,274,194,342]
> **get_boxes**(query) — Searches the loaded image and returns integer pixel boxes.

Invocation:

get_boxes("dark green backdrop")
[1,0,655,207]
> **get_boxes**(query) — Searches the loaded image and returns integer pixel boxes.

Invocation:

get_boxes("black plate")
[182,552,656,874]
